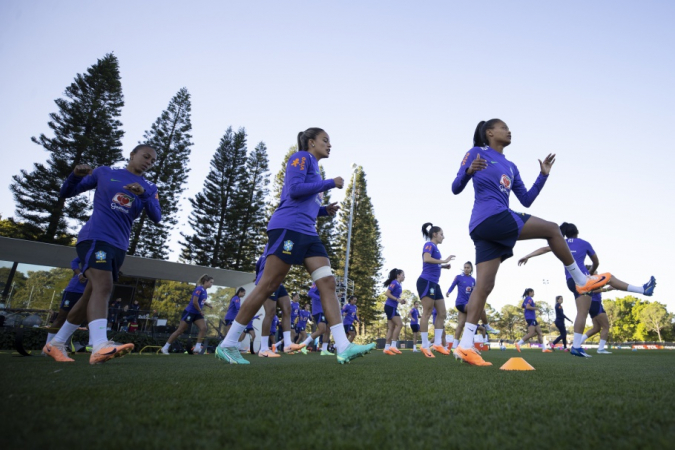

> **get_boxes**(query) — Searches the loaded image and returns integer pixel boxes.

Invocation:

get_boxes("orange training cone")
[500,357,535,371]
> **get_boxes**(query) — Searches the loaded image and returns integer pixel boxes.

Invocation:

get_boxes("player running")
[409,301,421,352]
[550,295,573,351]
[515,289,552,353]
[342,295,360,343]
[383,269,405,355]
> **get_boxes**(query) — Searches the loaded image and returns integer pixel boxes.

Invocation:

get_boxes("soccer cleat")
[383,348,396,355]
[160,347,170,355]
[447,342,453,351]
[43,342,75,362]
[455,346,492,366]
[515,342,521,353]
[542,349,553,353]
[576,273,612,294]
[390,347,402,354]
[320,350,335,356]
[300,346,308,355]
[284,343,306,353]
[420,347,435,358]
[215,346,250,364]
[432,344,450,355]
[570,347,592,358]
[89,342,134,365]
[597,349,612,354]
[484,324,499,334]
[643,276,656,296]
[271,344,278,353]
[336,342,376,364]
[452,349,462,361]
[258,349,281,358]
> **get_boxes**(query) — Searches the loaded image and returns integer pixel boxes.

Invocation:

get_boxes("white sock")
[421,332,429,348]
[46,332,56,345]
[581,334,588,344]
[194,343,202,351]
[321,343,328,351]
[565,261,588,286]
[260,336,269,352]
[51,320,79,344]
[283,331,291,347]
[89,319,108,349]
[434,329,443,346]
[573,332,583,348]
[330,324,350,353]
[599,339,606,351]
[302,336,313,346]
[391,341,397,348]
[384,343,390,350]
[517,339,525,346]
[459,323,478,348]
[627,285,644,294]
[453,339,460,349]
[275,338,284,348]
[220,321,246,347]
[162,343,170,351]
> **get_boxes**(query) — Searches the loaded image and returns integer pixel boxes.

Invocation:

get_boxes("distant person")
[515,288,552,353]
[408,301,421,352]
[383,269,405,355]
[550,295,573,351]
[221,288,246,336]
[342,295,360,343]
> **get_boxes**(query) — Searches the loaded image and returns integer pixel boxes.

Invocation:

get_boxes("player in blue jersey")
[44,145,161,364]
[216,128,376,365]
[342,295,360,343]
[519,222,656,357]
[221,288,246,336]
[515,289,552,353]
[580,270,614,354]
[383,269,406,355]
[417,223,454,358]
[550,295,573,351]
[300,283,334,355]
[409,301,421,352]
[161,275,214,355]
[269,314,280,351]
[294,304,312,347]
[273,292,303,352]
[451,120,611,366]
[44,257,88,350]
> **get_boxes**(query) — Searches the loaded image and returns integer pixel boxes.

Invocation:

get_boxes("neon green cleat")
[320,350,335,356]
[337,343,376,364]
[300,347,308,355]
[215,346,250,365]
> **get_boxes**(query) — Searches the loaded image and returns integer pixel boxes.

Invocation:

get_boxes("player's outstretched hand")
[333,177,344,188]
[123,182,146,196]
[325,202,340,216]
[73,164,93,177]
[518,257,529,266]
[539,153,556,175]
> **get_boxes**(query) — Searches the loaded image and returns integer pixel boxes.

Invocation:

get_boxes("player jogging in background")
[44,144,161,364]
[515,288,552,353]
[451,119,610,366]
[519,222,656,357]
[161,274,214,355]
[221,288,245,336]
[294,304,311,348]
[383,269,406,355]
[580,271,614,354]
[44,257,88,350]
[269,314,280,352]
[303,283,333,355]
[409,301,421,352]
[417,223,454,358]
[342,295,360,343]
[550,295,573,351]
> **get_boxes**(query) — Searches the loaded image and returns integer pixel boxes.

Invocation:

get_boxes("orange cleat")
[515,342,521,353]
[284,343,306,353]
[432,344,450,355]
[383,348,396,355]
[390,347,402,354]
[447,342,453,351]
[43,342,74,362]
[542,349,553,353]
[258,349,281,358]
[576,273,612,295]
[421,347,435,358]
[89,342,134,365]
[455,346,493,366]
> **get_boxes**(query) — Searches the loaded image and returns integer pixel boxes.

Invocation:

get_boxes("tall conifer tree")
[128,88,193,259]
[10,53,124,243]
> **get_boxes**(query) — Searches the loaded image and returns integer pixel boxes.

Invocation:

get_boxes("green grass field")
[2,348,674,450]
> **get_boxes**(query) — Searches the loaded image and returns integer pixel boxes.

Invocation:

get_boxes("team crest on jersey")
[113,192,134,208]
[499,174,512,193]
[430,288,435,296]
[283,240,294,254]
[95,251,107,263]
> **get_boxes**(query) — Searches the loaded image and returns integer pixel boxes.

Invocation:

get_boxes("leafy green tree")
[128,88,193,259]
[604,296,645,341]
[10,53,124,243]
[151,280,195,326]
[638,302,671,342]
[495,304,527,340]
[0,215,40,240]
[10,268,73,311]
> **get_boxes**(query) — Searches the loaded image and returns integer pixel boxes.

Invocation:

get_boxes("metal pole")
[27,285,35,308]
[342,164,358,304]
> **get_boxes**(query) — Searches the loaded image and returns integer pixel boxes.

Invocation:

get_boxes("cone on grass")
[500,357,535,371]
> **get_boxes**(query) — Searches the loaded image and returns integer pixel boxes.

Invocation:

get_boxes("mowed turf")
[2,348,675,450]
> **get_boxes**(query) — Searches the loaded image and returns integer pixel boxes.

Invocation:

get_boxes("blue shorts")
[456,303,467,314]
[313,313,327,324]
[76,240,126,282]
[410,324,420,333]
[244,327,254,334]
[526,319,538,327]
[295,323,307,333]
[270,328,277,335]
[267,229,329,265]
[344,324,356,334]
[589,301,606,318]
[60,291,82,311]
[470,210,531,264]
[384,304,400,320]
[416,278,443,301]
[223,319,234,326]
[181,310,204,323]
[270,284,289,301]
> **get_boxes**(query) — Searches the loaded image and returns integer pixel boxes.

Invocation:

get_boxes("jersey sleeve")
[452,147,479,195]
[511,165,548,208]
[60,168,100,198]
[139,184,162,224]
[287,153,335,199]
[447,276,459,294]
[423,243,434,255]
[70,257,81,271]
[586,241,596,257]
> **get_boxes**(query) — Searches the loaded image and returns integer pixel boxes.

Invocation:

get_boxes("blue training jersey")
[447,274,475,306]
[64,257,87,294]
[270,315,279,334]
[225,295,241,321]
[185,285,208,314]
[297,310,311,326]
[385,280,402,308]
[60,166,161,251]
[522,296,536,320]
[308,284,322,315]
[452,146,548,232]
[410,308,420,325]
[342,304,358,325]
[420,242,442,284]
[565,238,595,280]
[291,301,300,322]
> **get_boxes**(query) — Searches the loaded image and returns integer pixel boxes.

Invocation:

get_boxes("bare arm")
[518,246,552,266]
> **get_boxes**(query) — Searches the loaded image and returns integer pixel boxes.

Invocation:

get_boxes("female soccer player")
[302,283,333,355]
[45,257,88,348]
[44,145,161,364]
[222,288,246,336]
[342,295,360,343]
[417,223,454,358]
[216,128,375,364]
[447,261,475,352]
[383,269,406,355]
[451,120,610,366]
[550,295,573,351]
[294,304,311,347]
[269,314,280,351]
[580,273,614,354]
[515,289,551,353]
[409,301,421,352]
[519,222,656,357]
[161,275,214,355]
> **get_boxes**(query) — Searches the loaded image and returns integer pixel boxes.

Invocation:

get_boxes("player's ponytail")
[522,288,534,299]
[473,119,503,147]
[297,127,325,151]
[422,222,441,240]
[559,222,579,238]
[235,287,246,297]
[197,274,214,286]
[384,268,403,287]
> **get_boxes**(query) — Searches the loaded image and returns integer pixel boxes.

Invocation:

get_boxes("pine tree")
[128,88,193,259]
[180,127,248,268]
[10,53,124,243]
[334,166,384,327]
[317,166,338,262]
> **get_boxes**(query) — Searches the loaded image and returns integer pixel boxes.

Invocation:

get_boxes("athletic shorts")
[244,327,254,334]
[589,301,606,319]
[470,210,531,264]
[60,291,82,311]
[416,277,443,301]
[295,323,307,333]
[526,319,538,327]
[270,284,289,301]
[410,324,420,333]
[456,303,467,314]
[344,324,356,334]
[223,319,234,326]
[384,304,400,320]
[76,240,126,282]
[181,311,204,323]
[313,313,327,324]
[266,229,329,265]
[270,328,277,335]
